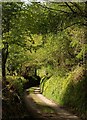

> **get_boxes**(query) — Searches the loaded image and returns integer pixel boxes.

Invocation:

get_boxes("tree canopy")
[2,2,87,77]
[2,2,87,119]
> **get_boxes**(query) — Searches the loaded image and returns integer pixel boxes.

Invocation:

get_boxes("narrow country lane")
[24,87,81,120]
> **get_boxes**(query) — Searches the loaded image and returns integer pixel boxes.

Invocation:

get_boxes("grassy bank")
[40,65,87,120]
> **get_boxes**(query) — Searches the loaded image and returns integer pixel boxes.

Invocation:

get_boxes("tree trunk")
[2,42,8,81]
[2,60,6,81]
[84,2,87,76]
[35,68,37,76]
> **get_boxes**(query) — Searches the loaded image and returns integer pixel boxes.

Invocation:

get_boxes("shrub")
[6,76,26,96]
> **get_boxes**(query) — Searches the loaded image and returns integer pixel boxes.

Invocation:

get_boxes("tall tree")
[2,2,23,80]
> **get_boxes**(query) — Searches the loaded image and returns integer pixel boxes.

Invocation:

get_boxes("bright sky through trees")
[21,0,46,3]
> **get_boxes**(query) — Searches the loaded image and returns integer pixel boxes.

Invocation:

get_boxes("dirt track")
[24,87,81,120]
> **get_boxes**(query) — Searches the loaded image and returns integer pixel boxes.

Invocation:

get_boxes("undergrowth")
[6,76,27,96]
[2,76,29,119]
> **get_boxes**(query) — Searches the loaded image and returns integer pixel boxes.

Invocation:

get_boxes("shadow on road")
[24,89,81,120]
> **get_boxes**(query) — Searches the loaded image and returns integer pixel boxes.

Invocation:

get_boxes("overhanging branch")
[60,22,86,32]
[65,2,76,14]
[38,3,71,14]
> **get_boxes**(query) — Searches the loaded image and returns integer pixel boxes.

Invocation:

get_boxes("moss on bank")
[40,66,87,120]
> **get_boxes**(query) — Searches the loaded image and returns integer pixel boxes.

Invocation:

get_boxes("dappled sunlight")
[2,2,86,119]
[24,87,81,120]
